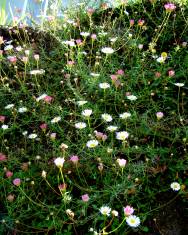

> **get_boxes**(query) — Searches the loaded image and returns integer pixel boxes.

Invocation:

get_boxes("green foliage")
[0,0,188,234]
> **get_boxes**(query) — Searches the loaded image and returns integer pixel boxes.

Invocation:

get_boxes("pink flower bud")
[87,8,95,16]
[0,115,6,122]
[91,34,97,40]
[6,171,13,178]
[7,56,17,64]
[155,72,161,78]
[81,194,90,202]
[59,183,67,191]
[130,19,134,26]
[43,95,53,104]
[0,153,7,161]
[34,54,39,61]
[22,56,28,63]
[168,70,175,77]
[164,3,176,12]
[124,206,134,216]
[50,133,56,140]
[40,123,47,130]
[156,112,164,120]
[13,178,21,186]
[70,155,79,164]
[116,69,124,75]
[76,39,83,45]
[138,19,145,26]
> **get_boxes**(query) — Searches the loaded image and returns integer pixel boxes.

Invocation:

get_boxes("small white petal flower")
[77,101,88,106]
[51,116,61,123]
[36,94,48,102]
[75,122,87,129]
[82,109,92,117]
[116,131,129,140]
[1,124,9,130]
[119,112,131,119]
[28,133,38,139]
[107,126,118,132]
[86,140,99,148]
[90,73,100,77]
[156,56,165,63]
[101,113,113,122]
[126,215,140,228]
[101,47,114,54]
[170,182,181,191]
[126,95,137,101]
[99,206,111,216]
[15,46,23,51]
[99,83,110,89]
[156,112,164,120]
[18,107,28,113]
[110,37,118,42]
[174,83,184,87]
[80,32,90,37]
[54,157,65,168]
[59,143,69,149]
[98,32,108,36]
[5,104,14,109]
[116,158,127,168]
[29,69,45,75]
[22,131,28,136]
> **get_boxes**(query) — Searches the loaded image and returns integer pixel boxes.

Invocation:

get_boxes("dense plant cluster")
[0,1,188,234]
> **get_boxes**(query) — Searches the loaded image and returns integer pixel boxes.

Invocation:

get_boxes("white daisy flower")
[28,133,38,139]
[54,157,65,168]
[75,122,87,129]
[116,131,129,140]
[126,215,140,228]
[86,140,99,148]
[4,45,13,51]
[99,83,110,89]
[107,125,118,132]
[170,182,181,191]
[77,101,88,106]
[101,47,114,54]
[82,109,92,117]
[174,83,184,87]
[101,113,113,122]
[18,107,28,113]
[126,95,137,101]
[156,56,165,63]
[1,124,9,130]
[99,206,111,217]
[119,112,131,119]
[51,116,61,123]
[5,104,14,109]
